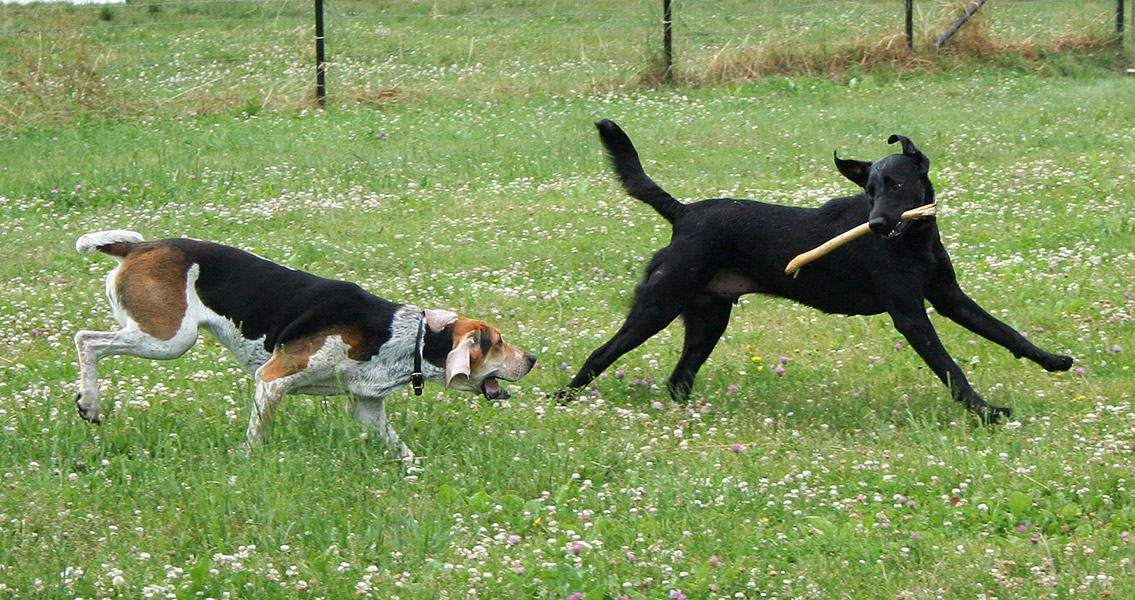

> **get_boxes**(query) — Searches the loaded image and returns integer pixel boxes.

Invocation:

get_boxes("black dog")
[559,119,1073,421]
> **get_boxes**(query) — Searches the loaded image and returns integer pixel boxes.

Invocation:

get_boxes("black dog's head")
[833,135,935,239]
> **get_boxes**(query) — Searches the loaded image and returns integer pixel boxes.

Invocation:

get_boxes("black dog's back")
[564,120,1074,423]
[597,119,878,312]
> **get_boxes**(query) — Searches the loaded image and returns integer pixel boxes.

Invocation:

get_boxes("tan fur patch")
[99,241,134,258]
[337,325,377,362]
[450,318,507,370]
[450,318,495,343]
[258,335,324,382]
[115,246,191,341]
[258,327,375,382]
[457,318,535,380]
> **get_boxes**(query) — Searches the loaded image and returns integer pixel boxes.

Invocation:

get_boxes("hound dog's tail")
[76,230,144,260]
[595,119,688,224]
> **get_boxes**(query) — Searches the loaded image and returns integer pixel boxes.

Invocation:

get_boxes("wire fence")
[0,0,1125,125]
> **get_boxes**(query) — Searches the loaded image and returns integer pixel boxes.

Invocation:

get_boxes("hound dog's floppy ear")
[425,309,459,332]
[424,309,475,387]
[888,134,930,174]
[834,151,872,188]
[444,331,476,387]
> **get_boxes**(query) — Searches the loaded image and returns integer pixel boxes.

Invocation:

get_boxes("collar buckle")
[412,311,427,396]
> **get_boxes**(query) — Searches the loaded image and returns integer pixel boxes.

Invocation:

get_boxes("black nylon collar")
[411,311,426,396]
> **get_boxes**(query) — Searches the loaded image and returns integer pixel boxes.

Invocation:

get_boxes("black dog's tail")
[595,119,687,224]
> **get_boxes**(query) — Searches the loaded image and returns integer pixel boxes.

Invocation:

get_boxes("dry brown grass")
[934,0,1115,57]
[673,1,1120,86]
[343,87,401,108]
[692,33,926,84]
[1,33,118,126]
[0,0,1123,128]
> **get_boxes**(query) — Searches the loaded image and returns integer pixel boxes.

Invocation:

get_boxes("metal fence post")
[1117,0,1125,39]
[663,0,673,83]
[905,0,914,50]
[315,0,327,107]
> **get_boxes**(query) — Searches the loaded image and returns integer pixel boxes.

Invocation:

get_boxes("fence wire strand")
[0,0,1123,122]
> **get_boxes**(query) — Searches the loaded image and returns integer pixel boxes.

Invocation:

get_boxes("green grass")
[0,0,1124,126]
[2,2,1135,599]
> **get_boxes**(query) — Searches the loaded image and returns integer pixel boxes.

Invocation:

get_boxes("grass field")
[2,2,1135,600]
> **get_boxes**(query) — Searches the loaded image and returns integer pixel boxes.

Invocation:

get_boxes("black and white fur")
[74,231,536,462]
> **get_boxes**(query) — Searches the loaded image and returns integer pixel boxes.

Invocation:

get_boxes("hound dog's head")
[424,309,536,400]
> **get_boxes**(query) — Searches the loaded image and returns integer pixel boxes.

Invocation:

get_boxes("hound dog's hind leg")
[74,326,199,424]
[247,376,287,448]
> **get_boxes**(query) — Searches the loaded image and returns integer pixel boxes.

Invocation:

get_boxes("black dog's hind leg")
[886,300,1011,423]
[561,302,684,397]
[559,247,717,399]
[667,294,734,401]
[927,279,1074,372]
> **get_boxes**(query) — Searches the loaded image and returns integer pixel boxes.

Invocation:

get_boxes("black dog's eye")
[891,182,902,191]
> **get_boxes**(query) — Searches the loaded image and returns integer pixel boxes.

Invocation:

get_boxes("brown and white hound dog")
[74,230,536,463]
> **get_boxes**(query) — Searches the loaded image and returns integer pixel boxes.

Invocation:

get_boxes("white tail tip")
[75,230,144,254]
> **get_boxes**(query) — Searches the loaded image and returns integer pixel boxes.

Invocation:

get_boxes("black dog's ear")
[834,151,871,188]
[888,134,930,173]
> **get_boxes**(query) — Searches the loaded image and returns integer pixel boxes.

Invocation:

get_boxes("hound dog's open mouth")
[483,377,501,400]
[482,376,515,400]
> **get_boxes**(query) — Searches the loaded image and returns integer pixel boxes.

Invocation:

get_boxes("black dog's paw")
[552,387,580,404]
[1044,354,1074,372]
[979,404,1012,425]
[75,392,101,425]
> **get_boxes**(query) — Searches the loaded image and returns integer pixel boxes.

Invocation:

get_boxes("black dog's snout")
[869,216,891,236]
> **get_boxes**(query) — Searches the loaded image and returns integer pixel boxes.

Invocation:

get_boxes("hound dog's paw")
[74,392,101,425]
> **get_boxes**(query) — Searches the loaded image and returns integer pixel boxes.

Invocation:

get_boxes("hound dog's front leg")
[247,340,332,448]
[247,377,287,448]
[352,397,417,465]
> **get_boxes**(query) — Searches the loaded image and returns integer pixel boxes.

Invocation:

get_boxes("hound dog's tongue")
[483,377,501,400]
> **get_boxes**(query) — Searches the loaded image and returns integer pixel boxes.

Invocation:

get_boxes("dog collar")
[411,311,426,396]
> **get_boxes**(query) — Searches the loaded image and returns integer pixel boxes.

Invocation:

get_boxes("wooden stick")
[784,203,938,276]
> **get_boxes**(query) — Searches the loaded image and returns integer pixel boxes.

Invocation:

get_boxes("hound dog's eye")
[890,182,902,191]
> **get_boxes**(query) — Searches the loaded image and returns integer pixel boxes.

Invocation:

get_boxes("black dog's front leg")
[927,281,1074,372]
[887,304,1010,423]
